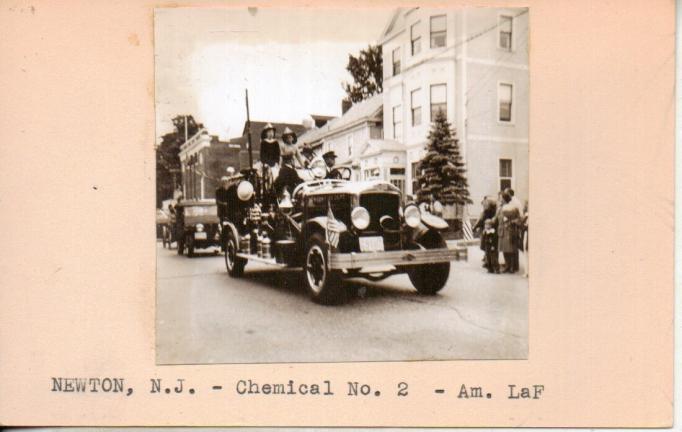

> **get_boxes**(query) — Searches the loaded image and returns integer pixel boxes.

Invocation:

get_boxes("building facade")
[179,129,242,200]
[380,7,529,208]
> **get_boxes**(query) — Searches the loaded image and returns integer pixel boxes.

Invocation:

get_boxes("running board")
[236,253,289,267]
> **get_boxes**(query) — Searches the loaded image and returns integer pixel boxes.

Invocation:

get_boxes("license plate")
[194,232,207,240]
[359,236,384,252]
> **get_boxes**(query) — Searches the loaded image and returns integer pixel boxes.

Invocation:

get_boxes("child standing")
[483,219,500,273]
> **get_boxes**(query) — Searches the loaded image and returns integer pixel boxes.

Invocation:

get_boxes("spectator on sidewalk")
[473,197,498,268]
[519,201,529,278]
[504,188,524,273]
[483,219,500,273]
[497,192,521,273]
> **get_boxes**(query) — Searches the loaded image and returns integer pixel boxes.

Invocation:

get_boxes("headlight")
[404,205,421,228]
[311,159,326,179]
[351,206,370,230]
[196,223,204,232]
[237,181,254,201]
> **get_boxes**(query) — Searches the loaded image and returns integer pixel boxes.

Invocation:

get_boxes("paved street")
[156,243,527,364]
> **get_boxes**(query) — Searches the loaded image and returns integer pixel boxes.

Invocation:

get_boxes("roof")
[310,114,336,122]
[360,139,407,157]
[240,121,306,138]
[379,8,420,43]
[298,94,383,146]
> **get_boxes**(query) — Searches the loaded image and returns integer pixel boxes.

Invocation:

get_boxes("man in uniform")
[322,150,341,179]
[215,176,231,223]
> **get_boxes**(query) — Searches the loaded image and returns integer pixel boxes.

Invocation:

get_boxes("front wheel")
[225,231,246,277]
[303,233,345,305]
[407,233,450,295]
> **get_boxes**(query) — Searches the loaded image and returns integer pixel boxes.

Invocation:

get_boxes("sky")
[155,7,393,142]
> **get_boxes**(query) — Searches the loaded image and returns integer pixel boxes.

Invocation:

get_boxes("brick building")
[179,128,242,200]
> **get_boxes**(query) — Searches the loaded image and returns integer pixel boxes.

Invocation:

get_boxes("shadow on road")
[237,266,430,305]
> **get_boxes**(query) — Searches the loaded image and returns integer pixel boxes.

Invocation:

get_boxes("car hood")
[304,180,400,197]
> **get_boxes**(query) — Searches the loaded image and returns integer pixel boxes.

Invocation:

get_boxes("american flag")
[326,205,341,248]
[462,205,474,241]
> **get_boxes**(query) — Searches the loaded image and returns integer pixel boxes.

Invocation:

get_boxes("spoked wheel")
[303,233,345,305]
[225,231,246,277]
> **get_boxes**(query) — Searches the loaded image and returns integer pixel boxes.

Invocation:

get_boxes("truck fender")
[412,227,446,249]
[221,220,240,244]
[304,217,348,247]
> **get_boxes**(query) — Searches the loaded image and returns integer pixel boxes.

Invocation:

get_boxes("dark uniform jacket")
[215,187,230,221]
[260,139,280,167]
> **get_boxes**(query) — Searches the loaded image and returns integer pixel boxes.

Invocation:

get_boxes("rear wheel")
[303,233,345,305]
[225,231,246,277]
[407,233,450,295]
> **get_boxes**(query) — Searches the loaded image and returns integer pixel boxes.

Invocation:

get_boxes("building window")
[410,22,421,55]
[498,83,513,122]
[499,15,513,51]
[430,15,447,48]
[390,179,405,195]
[430,84,447,121]
[411,88,422,126]
[392,47,401,76]
[364,168,381,179]
[392,105,402,140]
[499,159,513,191]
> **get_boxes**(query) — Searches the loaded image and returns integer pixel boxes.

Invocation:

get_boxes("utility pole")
[184,115,188,144]
[245,89,253,170]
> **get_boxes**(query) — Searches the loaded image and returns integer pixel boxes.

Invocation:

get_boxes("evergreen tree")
[414,110,472,207]
[341,44,383,105]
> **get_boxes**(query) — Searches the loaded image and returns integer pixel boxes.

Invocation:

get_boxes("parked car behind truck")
[174,200,221,257]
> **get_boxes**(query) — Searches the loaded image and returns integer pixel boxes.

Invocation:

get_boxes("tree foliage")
[156,115,203,208]
[414,110,472,207]
[342,44,383,105]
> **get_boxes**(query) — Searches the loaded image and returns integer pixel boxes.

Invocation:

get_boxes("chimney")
[341,99,352,115]
[302,118,314,130]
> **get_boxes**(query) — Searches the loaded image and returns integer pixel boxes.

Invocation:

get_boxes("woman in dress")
[497,192,521,273]
[260,123,279,168]
[274,127,306,197]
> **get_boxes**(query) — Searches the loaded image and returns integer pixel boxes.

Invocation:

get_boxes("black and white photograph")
[155,7,529,364]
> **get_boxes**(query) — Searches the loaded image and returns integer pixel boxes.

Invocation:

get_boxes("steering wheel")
[331,166,352,180]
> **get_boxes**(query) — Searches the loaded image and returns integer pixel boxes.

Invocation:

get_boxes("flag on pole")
[326,204,340,248]
[462,205,474,241]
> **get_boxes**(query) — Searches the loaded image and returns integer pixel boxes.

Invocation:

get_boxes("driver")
[274,127,306,197]
[322,150,342,179]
